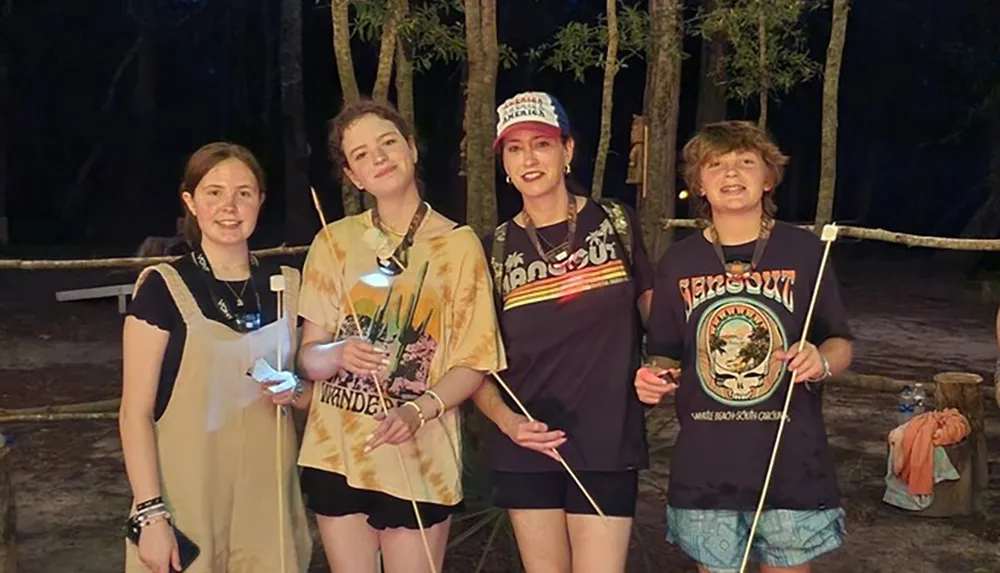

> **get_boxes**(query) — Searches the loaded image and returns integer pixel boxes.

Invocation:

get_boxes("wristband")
[402,401,426,429]
[424,389,447,419]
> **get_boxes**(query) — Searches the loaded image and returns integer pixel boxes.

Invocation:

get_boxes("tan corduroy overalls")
[124,264,312,573]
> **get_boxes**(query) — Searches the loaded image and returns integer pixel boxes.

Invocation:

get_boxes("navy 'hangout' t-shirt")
[482,198,654,473]
[646,221,853,511]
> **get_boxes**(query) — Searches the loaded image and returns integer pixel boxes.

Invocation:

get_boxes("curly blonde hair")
[681,121,789,222]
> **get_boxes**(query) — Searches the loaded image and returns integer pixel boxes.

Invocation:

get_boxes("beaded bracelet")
[402,401,426,429]
[291,376,306,404]
[135,496,163,512]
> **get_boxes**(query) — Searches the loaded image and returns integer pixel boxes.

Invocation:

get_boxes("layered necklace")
[191,249,262,332]
[371,201,429,276]
[522,197,578,269]
[707,216,774,279]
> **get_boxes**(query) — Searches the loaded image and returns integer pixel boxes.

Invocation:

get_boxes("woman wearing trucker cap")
[472,91,654,572]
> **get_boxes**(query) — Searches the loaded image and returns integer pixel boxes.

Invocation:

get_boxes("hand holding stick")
[738,224,840,573]
[488,371,608,523]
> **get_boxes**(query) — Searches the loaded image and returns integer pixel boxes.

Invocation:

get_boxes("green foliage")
[332,0,518,74]
[697,0,822,103]
[527,3,650,83]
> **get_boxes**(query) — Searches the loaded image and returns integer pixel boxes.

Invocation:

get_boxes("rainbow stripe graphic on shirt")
[502,259,629,311]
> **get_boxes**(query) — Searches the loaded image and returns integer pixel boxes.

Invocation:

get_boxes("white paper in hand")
[249,357,298,394]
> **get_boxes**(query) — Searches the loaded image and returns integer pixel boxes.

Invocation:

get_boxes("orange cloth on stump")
[889,408,970,496]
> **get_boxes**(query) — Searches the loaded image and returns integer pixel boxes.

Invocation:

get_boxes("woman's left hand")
[260,381,297,405]
[773,341,827,382]
[258,374,305,407]
[365,404,422,452]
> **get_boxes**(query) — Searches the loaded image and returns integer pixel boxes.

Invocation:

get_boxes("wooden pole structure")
[933,372,989,513]
[0,440,16,573]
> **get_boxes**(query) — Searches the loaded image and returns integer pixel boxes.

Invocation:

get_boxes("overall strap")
[134,264,203,325]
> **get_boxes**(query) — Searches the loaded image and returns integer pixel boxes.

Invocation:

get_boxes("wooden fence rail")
[663,219,1000,251]
[3,221,1000,270]
[0,244,308,270]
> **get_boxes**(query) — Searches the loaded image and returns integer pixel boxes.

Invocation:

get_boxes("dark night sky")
[2,0,998,250]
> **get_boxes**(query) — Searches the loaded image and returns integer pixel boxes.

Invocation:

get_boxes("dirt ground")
[1,245,999,573]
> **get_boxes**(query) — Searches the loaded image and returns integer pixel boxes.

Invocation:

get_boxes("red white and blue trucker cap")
[492,91,571,149]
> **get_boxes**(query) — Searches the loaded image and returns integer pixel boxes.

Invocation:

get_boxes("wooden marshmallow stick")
[738,223,840,573]
[269,274,288,573]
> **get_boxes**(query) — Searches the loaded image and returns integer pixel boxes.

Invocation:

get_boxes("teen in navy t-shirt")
[473,91,653,573]
[636,120,854,573]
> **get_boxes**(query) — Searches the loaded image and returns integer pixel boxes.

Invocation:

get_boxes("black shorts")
[491,470,638,517]
[300,466,464,530]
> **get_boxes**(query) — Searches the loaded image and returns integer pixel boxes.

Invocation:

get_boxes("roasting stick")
[270,274,288,573]
[737,224,840,573]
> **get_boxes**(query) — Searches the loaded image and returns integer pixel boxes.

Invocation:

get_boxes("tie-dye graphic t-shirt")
[483,199,653,473]
[646,221,853,511]
[296,211,507,506]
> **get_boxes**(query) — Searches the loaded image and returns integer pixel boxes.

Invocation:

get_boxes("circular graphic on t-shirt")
[695,297,788,407]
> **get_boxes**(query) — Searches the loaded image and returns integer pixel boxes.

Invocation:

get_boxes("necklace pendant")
[236,298,244,307]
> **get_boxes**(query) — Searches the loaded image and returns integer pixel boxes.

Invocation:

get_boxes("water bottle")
[912,383,927,416]
[897,385,915,425]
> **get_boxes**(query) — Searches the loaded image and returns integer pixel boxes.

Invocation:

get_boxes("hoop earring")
[505,175,511,184]
[564,164,571,174]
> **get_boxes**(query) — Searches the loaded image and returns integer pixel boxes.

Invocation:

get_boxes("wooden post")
[933,372,989,513]
[626,114,647,187]
[0,441,16,573]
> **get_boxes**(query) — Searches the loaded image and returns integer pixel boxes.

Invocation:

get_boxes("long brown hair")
[178,142,266,247]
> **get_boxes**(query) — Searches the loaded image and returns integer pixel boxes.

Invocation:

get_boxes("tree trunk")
[463,0,498,234]
[695,0,727,128]
[280,0,313,245]
[814,0,850,233]
[757,6,767,129]
[59,39,140,224]
[933,372,989,513]
[331,0,362,216]
[372,0,404,102]
[591,0,619,199]
[395,0,414,127]
[0,1,10,246]
[331,0,360,104]
[230,2,250,138]
[640,0,683,260]
[0,442,15,573]
[957,119,1000,239]
[260,0,277,137]
[479,0,498,231]
[126,2,157,242]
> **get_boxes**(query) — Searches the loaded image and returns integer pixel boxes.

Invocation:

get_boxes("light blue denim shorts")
[665,506,846,572]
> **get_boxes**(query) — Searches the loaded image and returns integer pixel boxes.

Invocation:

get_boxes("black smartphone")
[124,519,201,572]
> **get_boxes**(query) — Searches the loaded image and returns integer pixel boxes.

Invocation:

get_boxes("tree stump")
[914,439,974,517]
[933,371,989,513]
[0,442,16,573]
